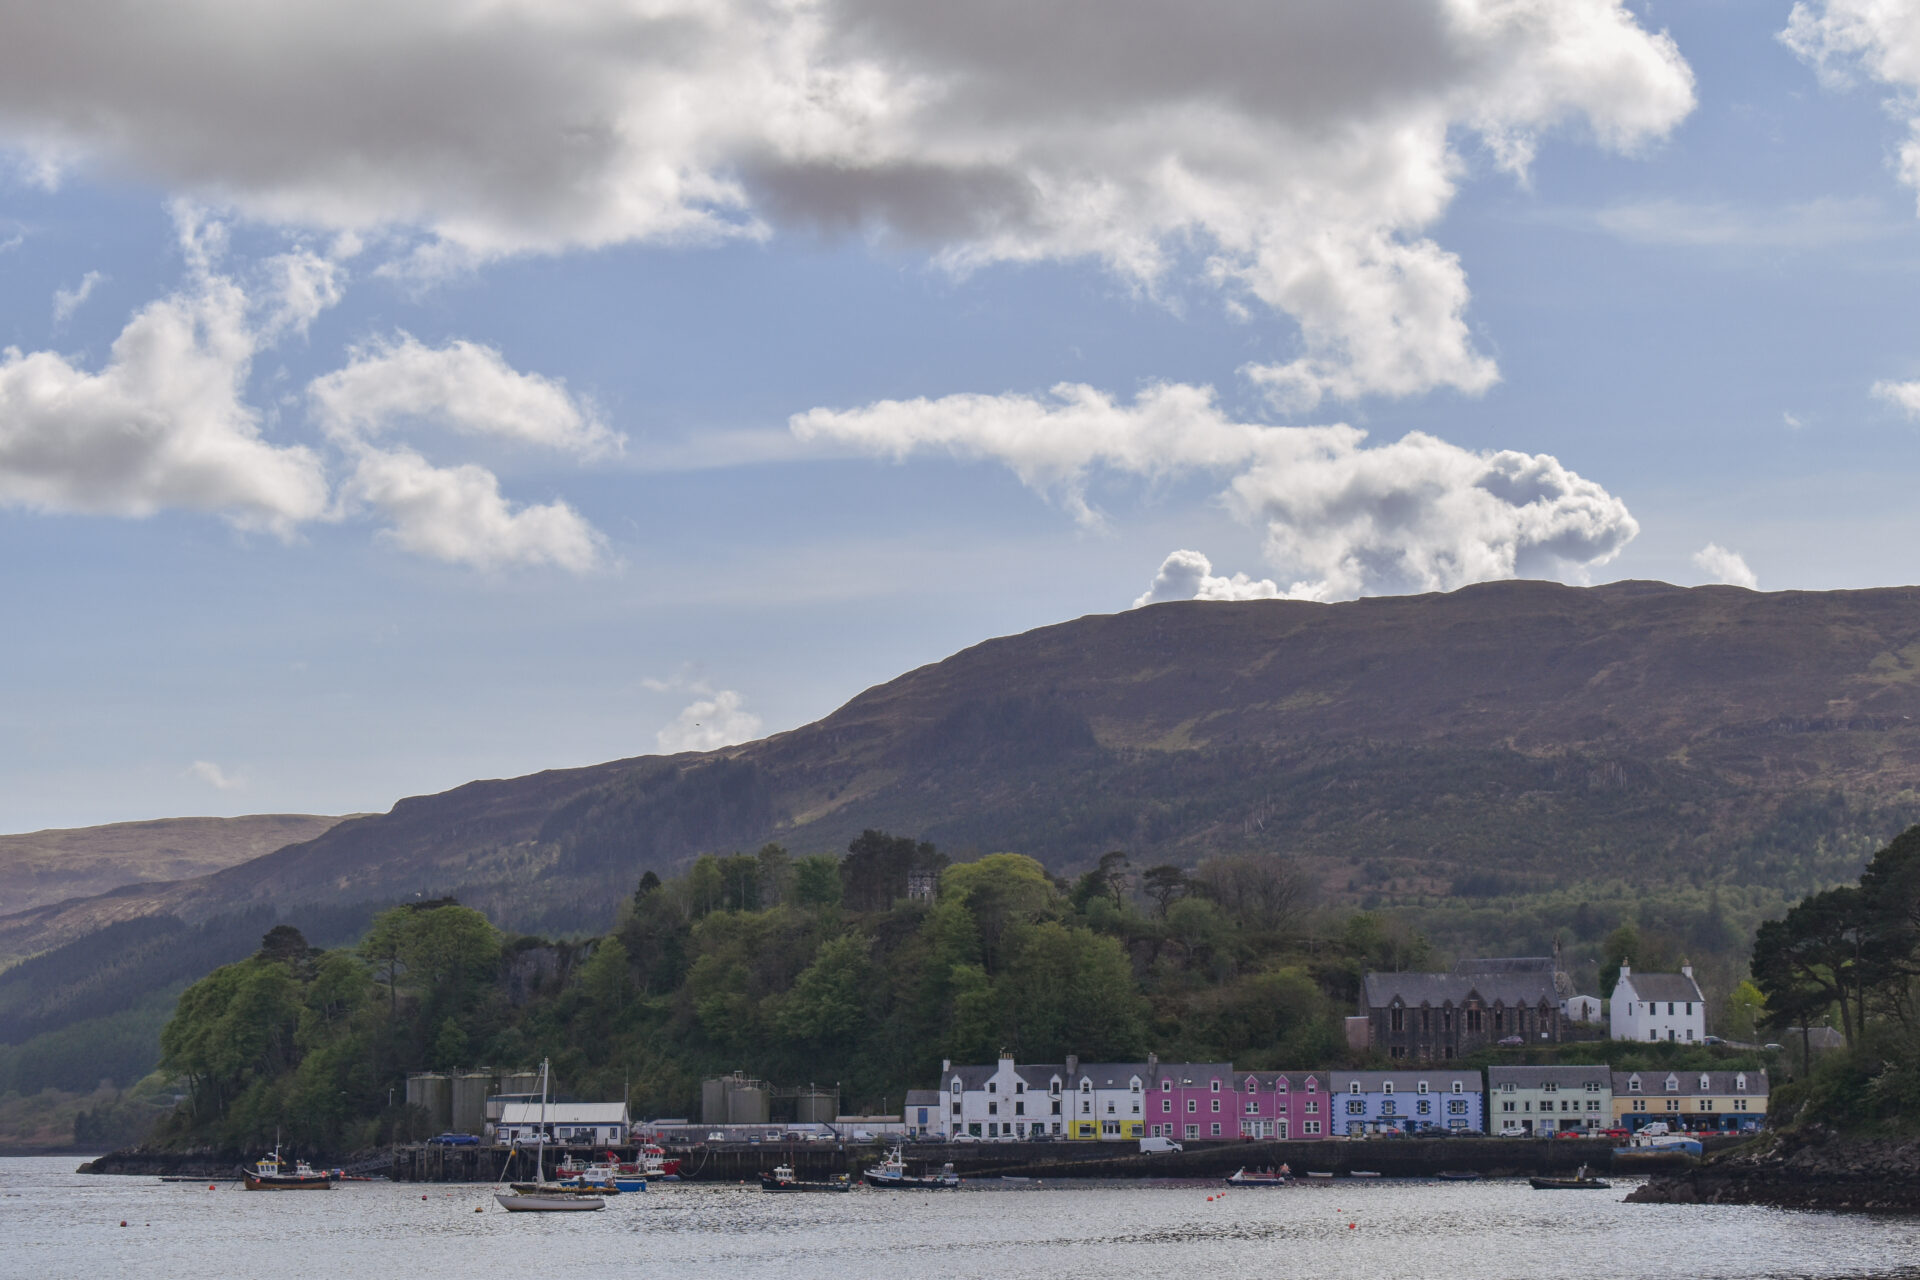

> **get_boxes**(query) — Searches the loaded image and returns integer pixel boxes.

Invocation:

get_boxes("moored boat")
[1435,1170,1481,1181]
[240,1145,332,1190]
[863,1146,959,1190]
[493,1059,606,1213]
[1529,1164,1611,1190]
[761,1162,852,1192]
[1224,1165,1292,1187]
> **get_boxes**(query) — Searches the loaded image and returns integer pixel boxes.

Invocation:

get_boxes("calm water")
[6,1157,1919,1280]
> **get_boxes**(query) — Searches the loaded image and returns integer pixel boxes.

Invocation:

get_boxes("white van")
[1139,1136,1183,1153]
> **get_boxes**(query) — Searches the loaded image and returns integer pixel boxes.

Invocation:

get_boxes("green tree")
[777,934,872,1048]
[792,854,843,908]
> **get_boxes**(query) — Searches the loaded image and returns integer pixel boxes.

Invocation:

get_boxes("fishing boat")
[240,1143,332,1190]
[1435,1170,1482,1181]
[495,1060,606,1213]
[1349,1170,1382,1178]
[632,1144,682,1180]
[1529,1164,1612,1190]
[863,1146,959,1190]
[1224,1165,1292,1187]
[555,1156,646,1193]
[760,1162,852,1192]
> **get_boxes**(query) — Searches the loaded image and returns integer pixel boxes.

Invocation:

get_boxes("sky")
[6,0,1920,832]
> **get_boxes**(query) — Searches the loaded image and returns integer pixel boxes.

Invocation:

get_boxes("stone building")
[1362,952,1585,1061]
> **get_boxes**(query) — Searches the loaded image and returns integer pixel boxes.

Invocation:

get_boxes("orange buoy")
[119,1221,127,1227]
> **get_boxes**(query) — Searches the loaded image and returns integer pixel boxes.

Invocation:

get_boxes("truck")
[1139,1136,1183,1153]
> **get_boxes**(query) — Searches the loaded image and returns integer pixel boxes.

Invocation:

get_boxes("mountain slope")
[10,579,1920,959]
[0,814,347,918]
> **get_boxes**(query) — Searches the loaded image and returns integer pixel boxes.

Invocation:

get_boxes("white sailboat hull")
[495,1192,604,1212]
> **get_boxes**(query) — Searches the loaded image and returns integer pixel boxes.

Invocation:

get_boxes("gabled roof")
[903,1090,942,1106]
[1616,971,1704,1003]
[1612,1070,1765,1097]
[1363,971,1560,1009]
[1070,1062,1153,1087]
[1013,1064,1065,1088]
[946,1064,998,1090]
[1330,1070,1482,1092]
[1146,1062,1234,1089]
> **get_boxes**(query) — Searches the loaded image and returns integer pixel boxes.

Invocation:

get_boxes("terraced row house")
[1613,1069,1768,1132]
[1486,1064,1612,1133]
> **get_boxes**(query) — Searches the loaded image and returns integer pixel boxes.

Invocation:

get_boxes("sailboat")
[494,1060,606,1213]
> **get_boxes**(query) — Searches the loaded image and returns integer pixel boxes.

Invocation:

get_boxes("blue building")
[1328,1069,1483,1135]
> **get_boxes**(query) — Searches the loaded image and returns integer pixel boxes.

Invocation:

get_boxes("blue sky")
[5,0,1920,831]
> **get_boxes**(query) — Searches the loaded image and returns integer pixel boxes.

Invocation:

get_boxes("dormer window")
[1349,1082,1361,1095]
[1131,1080,1141,1093]
[1699,1074,1710,1091]
[1542,1081,1557,1094]
[1735,1074,1747,1092]
[1161,1081,1171,1093]
[988,1082,996,1094]
[1628,1076,1642,1093]
[951,1080,961,1094]
[1080,1081,1091,1093]
[1665,1075,1679,1093]
[1306,1077,1316,1092]
[1417,1081,1429,1095]
[1051,1081,1061,1096]
[1276,1078,1288,1093]
[1382,1082,1394,1096]
[1211,1080,1221,1093]
[1451,1080,1463,1094]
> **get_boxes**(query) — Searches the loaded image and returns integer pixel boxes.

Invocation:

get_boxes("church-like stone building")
[1361,951,1590,1061]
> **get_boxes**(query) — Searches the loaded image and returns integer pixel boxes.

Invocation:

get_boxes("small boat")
[555,1156,646,1193]
[631,1144,682,1180]
[1435,1170,1481,1181]
[761,1162,852,1192]
[1305,1171,1335,1180]
[1530,1164,1611,1190]
[1225,1165,1292,1187]
[1349,1170,1382,1178]
[494,1059,605,1213]
[864,1146,960,1190]
[240,1144,332,1190]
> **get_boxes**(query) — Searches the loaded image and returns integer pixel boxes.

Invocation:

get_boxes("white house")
[938,1053,1067,1140]
[495,1101,630,1146]
[1610,963,1707,1043]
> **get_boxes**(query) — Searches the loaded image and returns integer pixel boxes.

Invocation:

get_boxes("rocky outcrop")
[1627,1127,1920,1212]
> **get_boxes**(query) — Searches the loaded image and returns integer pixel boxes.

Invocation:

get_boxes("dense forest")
[133,829,1793,1155]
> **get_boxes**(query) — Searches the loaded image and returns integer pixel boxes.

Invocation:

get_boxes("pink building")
[1146,1062,1235,1141]
[1237,1071,1331,1140]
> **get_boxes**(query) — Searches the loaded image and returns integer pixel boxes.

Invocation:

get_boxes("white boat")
[495,1060,605,1213]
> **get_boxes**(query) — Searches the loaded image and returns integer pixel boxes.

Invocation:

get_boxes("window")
[1245,1101,1259,1115]
[1700,1074,1711,1091]
[1015,1082,1024,1094]
[1632,1099,1646,1112]
[1187,1099,1196,1114]
[1211,1080,1221,1093]
[1350,1082,1361,1095]
[1347,1100,1366,1116]
[1665,1076,1678,1093]
[1380,1099,1396,1116]
[1699,1100,1713,1111]
[1382,1082,1394,1095]
[1052,1101,1061,1115]
[1210,1099,1220,1114]
[1586,1101,1600,1112]
[951,1105,960,1117]
[1418,1080,1429,1095]
[1131,1081,1141,1093]
[1585,1081,1600,1092]
[1162,1099,1171,1113]
[1543,1082,1558,1094]
[1303,1121,1321,1135]
[1628,1076,1642,1093]
[1014,1101,1024,1116]
[951,1081,961,1094]
[1502,1101,1514,1113]
[1391,1007,1404,1031]
[988,1083,996,1094]
[1416,1100,1431,1115]
[1736,1074,1747,1092]
[1501,1082,1516,1093]
[1210,1123,1221,1137]
[1448,1099,1467,1115]
[1452,1081,1463,1094]
[1081,1082,1091,1093]
[1161,1080,1171,1092]
[1132,1103,1140,1115]
[1184,1125,1198,1140]
[1106,1102,1115,1115]
[987,1122,998,1137]
[988,1102,997,1116]
[1306,1078,1317,1093]
[1081,1101,1091,1115]
[1051,1081,1061,1096]
[1666,1100,1680,1112]
[1305,1101,1318,1115]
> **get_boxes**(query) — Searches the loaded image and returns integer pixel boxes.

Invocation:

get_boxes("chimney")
[1066,1054,1079,1079]
[1619,962,1630,978]
[1147,1052,1158,1068]
[941,1059,950,1075]
[1681,961,1693,980]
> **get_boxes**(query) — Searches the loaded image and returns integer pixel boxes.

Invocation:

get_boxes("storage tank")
[406,1073,452,1133]
[451,1072,493,1136]
[794,1088,839,1125]
[726,1085,769,1124]
[702,1078,729,1125]
[499,1071,540,1096]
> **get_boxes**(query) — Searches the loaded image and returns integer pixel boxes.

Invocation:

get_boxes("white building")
[1610,963,1707,1043]
[495,1101,630,1146]
[938,1053,1067,1140]
[1486,1064,1611,1133]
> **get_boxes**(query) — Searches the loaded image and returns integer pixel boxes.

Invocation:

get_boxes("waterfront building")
[1611,1068,1768,1132]
[937,1053,1067,1140]
[1486,1064,1611,1133]
[1065,1060,1151,1140]
[902,1090,942,1137]
[1217,1071,1332,1141]
[1144,1061,1235,1142]
[1329,1070,1483,1136]
[1609,963,1707,1043]
[1361,951,1589,1060]
[494,1101,630,1146]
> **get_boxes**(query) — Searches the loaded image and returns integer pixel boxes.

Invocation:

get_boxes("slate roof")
[1146,1062,1234,1089]
[1363,971,1561,1009]
[1013,1064,1066,1088]
[1453,956,1555,975]
[1239,1071,1329,1092]
[1330,1070,1483,1094]
[1486,1064,1611,1090]
[1613,1070,1767,1097]
[1617,970,1705,1003]
[1070,1062,1154,1087]
[903,1090,941,1107]
[945,1064,999,1090]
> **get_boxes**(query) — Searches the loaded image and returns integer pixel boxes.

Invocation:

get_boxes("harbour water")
[7,1157,1919,1280]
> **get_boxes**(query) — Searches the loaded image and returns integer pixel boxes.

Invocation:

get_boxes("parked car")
[1601,1128,1630,1140]
[1496,1035,1525,1047]
[952,1133,980,1143]
[1139,1136,1183,1153]
[851,1129,875,1142]
[1703,1035,1725,1046]
[1496,1124,1528,1138]
[706,1131,726,1142]
[1763,1043,1785,1051]
[427,1132,479,1146]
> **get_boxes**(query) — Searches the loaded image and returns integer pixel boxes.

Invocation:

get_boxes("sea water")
[5,1157,1918,1280]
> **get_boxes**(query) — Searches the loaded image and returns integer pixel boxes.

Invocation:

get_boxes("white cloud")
[51,269,104,325]
[1133,550,1281,608]
[1783,410,1807,429]
[1692,542,1759,590]
[0,1,1693,406]
[1874,377,1920,416]
[338,443,604,573]
[796,381,1639,600]
[187,760,244,790]
[657,688,762,753]
[0,246,328,534]
[1785,2,1920,210]
[309,335,618,457]
[1588,195,1899,248]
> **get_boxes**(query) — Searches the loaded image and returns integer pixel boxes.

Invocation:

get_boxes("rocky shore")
[1626,1127,1920,1212]
[78,1146,256,1178]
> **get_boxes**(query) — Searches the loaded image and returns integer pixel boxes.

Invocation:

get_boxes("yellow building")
[1611,1068,1768,1132]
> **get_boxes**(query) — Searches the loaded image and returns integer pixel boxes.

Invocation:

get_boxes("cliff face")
[1627,1128,1920,1212]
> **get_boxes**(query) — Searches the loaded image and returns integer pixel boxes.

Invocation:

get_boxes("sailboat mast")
[537,1058,550,1186]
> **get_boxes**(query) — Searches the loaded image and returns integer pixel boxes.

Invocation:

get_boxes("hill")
[14,579,1920,954]
[0,814,346,920]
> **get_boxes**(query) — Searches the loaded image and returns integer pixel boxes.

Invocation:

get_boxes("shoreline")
[1626,1129,1920,1212]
